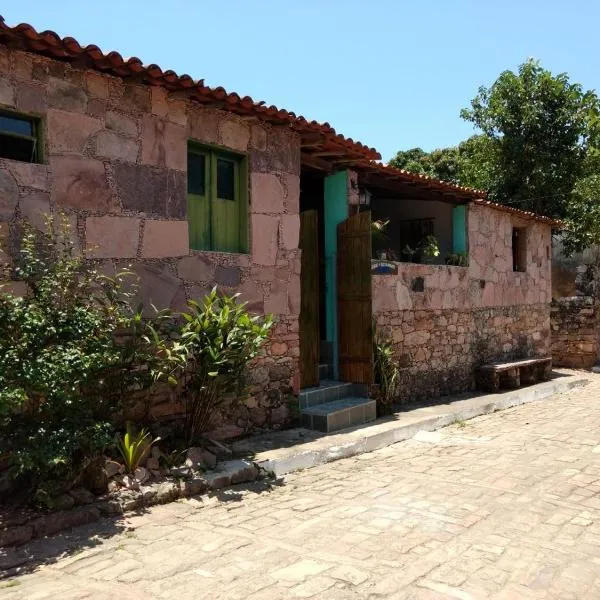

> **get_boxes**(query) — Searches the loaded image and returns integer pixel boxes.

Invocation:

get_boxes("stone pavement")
[4,374,600,599]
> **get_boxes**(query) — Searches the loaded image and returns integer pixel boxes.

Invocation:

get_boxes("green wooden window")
[187,144,248,253]
[0,111,42,163]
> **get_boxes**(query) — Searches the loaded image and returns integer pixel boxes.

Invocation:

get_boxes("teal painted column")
[452,205,467,253]
[324,171,349,379]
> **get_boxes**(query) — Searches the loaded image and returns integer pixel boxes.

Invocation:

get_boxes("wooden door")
[299,210,320,388]
[337,211,373,383]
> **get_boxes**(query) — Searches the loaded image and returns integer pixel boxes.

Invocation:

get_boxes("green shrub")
[177,289,273,445]
[117,425,159,474]
[0,218,172,501]
[373,327,399,416]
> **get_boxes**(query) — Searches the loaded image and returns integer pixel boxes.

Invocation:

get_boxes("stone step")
[319,364,334,379]
[301,398,377,433]
[300,380,367,409]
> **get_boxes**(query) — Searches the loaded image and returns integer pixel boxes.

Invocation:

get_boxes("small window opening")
[0,112,41,163]
[512,227,527,272]
[411,277,425,292]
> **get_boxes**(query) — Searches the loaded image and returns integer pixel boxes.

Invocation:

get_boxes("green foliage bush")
[0,218,171,501]
[373,327,399,416]
[0,218,274,503]
[176,289,273,445]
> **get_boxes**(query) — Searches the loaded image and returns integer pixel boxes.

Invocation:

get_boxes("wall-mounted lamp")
[358,189,371,206]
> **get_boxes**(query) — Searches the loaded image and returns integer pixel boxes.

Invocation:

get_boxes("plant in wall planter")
[372,219,392,260]
[418,235,440,264]
[445,252,469,266]
[400,245,416,262]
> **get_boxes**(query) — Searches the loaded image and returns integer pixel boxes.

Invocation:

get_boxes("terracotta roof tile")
[0,15,559,226]
[0,16,380,161]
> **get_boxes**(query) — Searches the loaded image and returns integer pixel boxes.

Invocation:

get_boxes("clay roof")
[0,15,559,226]
[472,199,562,226]
[357,160,561,225]
[0,16,380,163]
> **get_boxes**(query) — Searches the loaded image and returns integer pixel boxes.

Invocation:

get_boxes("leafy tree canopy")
[390,59,600,254]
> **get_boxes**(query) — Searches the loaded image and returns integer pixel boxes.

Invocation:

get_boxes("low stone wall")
[551,296,600,369]
[375,304,550,402]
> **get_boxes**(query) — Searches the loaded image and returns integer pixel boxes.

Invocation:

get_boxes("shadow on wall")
[552,234,600,298]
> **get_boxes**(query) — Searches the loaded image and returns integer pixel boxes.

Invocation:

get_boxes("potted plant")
[372,219,391,260]
[418,235,440,264]
[445,252,468,266]
[400,245,415,262]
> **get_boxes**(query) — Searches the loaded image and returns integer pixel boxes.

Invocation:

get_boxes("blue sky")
[3,1,599,161]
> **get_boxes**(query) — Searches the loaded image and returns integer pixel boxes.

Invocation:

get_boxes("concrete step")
[300,380,367,409]
[319,364,334,380]
[301,398,377,433]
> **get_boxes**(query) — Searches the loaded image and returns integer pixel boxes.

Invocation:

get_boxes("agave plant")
[116,425,160,474]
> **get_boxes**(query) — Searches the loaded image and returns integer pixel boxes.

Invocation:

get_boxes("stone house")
[0,17,557,435]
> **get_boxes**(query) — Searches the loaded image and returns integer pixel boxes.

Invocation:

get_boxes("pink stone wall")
[551,296,600,369]
[373,204,552,402]
[0,47,301,436]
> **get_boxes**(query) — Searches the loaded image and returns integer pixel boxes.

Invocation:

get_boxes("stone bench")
[476,357,552,393]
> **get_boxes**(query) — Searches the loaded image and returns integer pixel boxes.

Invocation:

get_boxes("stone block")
[280,214,300,250]
[11,51,33,81]
[188,107,219,144]
[114,163,186,218]
[47,109,103,154]
[1,160,50,191]
[287,274,301,315]
[142,219,189,258]
[0,77,15,107]
[151,86,169,117]
[250,127,300,175]
[252,214,279,266]
[215,265,241,287]
[219,119,250,151]
[265,279,289,316]
[50,155,115,211]
[86,216,140,258]
[47,76,87,112]
[250,124,267,151]
[15,81,46,113]
[0,171,18,219]
[178,255,215,282]
[120,84,151,114]
[283,173,300,213]
[87,98,106,119]
[85,71,109,99]
[251,173,284,214]
[141,115,187,171]
[106,111,138,138]
[132,264,182,313]
[168,100,187,127]
[0,48,9,74]
[19,192,51,231]
[237,279,264,313]
[94,130,139,162]
[1,280,28,298]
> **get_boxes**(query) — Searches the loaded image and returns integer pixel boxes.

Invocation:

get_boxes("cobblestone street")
[4,375,600,599]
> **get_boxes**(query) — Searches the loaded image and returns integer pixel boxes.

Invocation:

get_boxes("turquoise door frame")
[324,170,350,380]
[452,205,467,253]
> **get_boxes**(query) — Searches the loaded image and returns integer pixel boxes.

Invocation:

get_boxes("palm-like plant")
[116,425,159,474]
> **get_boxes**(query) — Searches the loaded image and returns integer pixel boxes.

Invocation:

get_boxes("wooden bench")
[475,357,552,393]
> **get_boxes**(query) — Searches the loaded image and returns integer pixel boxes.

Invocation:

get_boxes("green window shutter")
[187,150,211,251]
[187,143,249,253]
[212,155,241,253]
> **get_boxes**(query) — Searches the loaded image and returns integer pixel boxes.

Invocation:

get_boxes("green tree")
[389,146,461,183]
[461,58,600,218]
[389,136,494,191]
[563,175,600,255]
